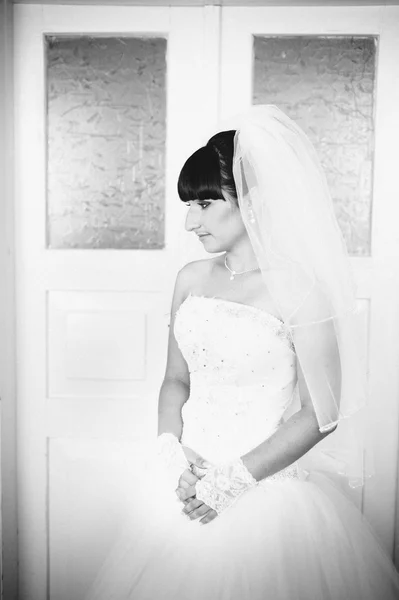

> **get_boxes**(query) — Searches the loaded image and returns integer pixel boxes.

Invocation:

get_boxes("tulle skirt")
[84,457,399,600]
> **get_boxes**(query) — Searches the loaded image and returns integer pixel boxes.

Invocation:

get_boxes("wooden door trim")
[0,1,18,599]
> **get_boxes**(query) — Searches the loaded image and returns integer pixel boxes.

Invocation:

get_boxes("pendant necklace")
[224,255,260,281]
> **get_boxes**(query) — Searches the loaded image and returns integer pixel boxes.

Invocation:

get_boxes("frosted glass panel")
[46,36,166,249]
[253,36,376,256]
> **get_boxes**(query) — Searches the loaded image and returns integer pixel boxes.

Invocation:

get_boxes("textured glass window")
[46,36,166,249]
[253,36,376,256]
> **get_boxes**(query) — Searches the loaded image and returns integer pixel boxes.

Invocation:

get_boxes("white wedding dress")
[85,293,399,600]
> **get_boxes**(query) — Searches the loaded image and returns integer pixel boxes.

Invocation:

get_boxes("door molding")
[0,1,18,599]
[10,0,399,7]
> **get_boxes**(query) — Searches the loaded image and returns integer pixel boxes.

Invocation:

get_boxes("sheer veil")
[214,105,372,491]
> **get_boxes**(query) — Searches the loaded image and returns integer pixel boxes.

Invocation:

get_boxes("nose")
[185,205,202,233]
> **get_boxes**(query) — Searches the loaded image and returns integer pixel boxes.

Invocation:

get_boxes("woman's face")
[184,194,248,253]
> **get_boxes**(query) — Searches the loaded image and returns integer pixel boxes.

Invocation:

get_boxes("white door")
[13,4,219,599]
[220,5,399,562]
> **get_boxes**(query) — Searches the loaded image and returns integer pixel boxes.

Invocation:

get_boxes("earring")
[248,206,256,224]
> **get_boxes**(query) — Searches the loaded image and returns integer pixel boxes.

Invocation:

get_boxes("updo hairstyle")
[177,131,238,204]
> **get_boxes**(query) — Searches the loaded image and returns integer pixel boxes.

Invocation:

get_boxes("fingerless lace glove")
[155,432,191,488]
[195,457,258,515]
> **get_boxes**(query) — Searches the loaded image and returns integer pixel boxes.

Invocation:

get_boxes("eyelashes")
[185,201,211,210]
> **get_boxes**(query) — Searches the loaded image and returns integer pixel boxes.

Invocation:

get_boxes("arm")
[157,264,192,439]
[241,357,337,482]
[157,379,189,439]
[188,355,338,519]
[242,285,341,482]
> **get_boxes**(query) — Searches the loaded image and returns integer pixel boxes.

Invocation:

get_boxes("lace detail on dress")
[195,458,258,514]
[175,294,295,354]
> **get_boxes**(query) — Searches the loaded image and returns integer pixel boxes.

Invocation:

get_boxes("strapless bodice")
[174,294,298,464]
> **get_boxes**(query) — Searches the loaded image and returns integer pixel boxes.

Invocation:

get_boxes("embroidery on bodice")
[174,294,298,466]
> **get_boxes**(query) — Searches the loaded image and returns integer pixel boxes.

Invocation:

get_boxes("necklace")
[224,255,260,281]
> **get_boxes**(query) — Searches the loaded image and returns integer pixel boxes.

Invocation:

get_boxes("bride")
[85,105,399,599]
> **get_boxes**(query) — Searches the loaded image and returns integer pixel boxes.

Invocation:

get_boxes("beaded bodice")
[175,294,298,465]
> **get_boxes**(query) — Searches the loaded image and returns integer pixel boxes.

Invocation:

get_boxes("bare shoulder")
[169,257,218,316]
[177,256,220,293]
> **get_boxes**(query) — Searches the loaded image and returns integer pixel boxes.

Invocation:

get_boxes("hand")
[175,446,218,525]
[154,433,190,490]
[181,445,212,472]
[195,458,258,516]
[176,472,218,526]
[178,445,213,496]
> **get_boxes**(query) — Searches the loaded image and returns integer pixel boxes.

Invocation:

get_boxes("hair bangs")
[177,146,225,202]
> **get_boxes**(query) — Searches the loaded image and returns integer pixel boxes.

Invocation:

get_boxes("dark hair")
[177,130,237,203]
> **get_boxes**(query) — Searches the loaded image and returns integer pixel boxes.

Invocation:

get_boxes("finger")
[181,498,203,514]
[175,486,187,501]
[178,469,199,487]
[175,484,189,496]
[199,509,218,525]
[185,503,213,521]
[191,465,209,479]
[175,488,191,506]
[181,446,210,467]
[176,484,196,502]
[181,446,198,464]
[178,478,190,489]
[176,485,196,501]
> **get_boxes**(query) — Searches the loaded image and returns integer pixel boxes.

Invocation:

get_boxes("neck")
[224,239,259,272]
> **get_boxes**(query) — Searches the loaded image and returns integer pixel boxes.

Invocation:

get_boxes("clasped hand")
[176,446,218,526]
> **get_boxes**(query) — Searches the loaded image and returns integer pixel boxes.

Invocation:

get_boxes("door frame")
[0,1,18,599]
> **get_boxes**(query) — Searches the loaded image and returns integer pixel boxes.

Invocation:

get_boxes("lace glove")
[155,432,191,489]
[194,457,258,515]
